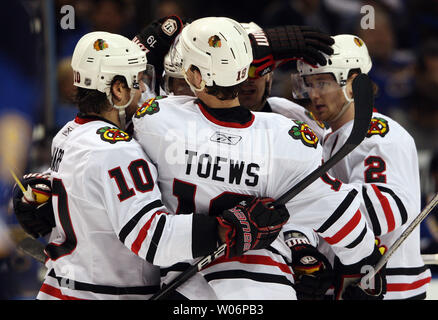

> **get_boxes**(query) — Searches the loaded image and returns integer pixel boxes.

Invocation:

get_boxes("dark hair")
[205,82,242,100]
[190,65,242,100]
[74,75,127,114]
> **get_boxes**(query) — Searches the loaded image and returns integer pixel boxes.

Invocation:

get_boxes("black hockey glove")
[133,15,183,94]
[334,243,387,300]
[285,231,333,300]
[248,25,334,78]
[217,197,289,259]
[12,173,55,238]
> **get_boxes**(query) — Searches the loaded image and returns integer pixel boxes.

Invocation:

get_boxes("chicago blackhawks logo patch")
[367,117,389,138]
[96,126,132,144]
[135,96,166,118]
[208,35,221,48]
[93,39,108,51]
[289,120,319,148]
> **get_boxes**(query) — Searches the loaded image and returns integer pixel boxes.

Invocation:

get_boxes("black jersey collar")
[196,99,255,128]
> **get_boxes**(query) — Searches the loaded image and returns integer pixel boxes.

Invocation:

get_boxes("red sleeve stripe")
[323,209,362,245]
[371,184,395,232]
[203,254,293,275]
[387,277,431,292]
[131,210,168,255]
[39,284,84,300]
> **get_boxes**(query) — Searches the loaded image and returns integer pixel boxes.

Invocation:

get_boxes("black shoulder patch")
[96,126,132,144]
[367,117,389,138]
[288,120,319,148]
[134,96,167,118]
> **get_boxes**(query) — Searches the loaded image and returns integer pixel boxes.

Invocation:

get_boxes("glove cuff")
[191,214,220,258]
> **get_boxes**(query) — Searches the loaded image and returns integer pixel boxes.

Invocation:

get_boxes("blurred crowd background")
[0,0,437,299]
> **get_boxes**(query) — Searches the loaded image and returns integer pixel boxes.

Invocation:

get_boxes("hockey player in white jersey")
[133,17,387,300]
[293,34,431,299]
[12,29,289,300]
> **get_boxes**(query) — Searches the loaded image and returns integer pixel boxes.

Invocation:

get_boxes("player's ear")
[186,65,203,89]
[111,78,128,102]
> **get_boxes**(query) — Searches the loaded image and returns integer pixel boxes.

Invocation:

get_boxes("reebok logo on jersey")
[367,117,389,138]
[135,96,166,118]
[288,120,319,148]
[96,126,132,144]
[210,132,242,145]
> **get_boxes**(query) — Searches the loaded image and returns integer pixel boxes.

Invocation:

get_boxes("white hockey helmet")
[71,31,147,94]
[296,34,372,86]
[178,17,253,87]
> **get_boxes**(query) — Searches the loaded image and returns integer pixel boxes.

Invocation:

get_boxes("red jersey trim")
[371,184,396,232]
[131,210,168,255]
[74,116,95,124]
[203,254,293,274]
[39,283,84,300]
[324,209,362,245]
[197,103,255,128]
[387,276,431,292]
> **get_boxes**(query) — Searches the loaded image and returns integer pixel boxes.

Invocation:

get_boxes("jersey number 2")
[364,156,386,183]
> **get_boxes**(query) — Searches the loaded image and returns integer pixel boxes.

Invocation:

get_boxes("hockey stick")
[16,237,47,264]
[149,73,374,300]
[349,193,438,297]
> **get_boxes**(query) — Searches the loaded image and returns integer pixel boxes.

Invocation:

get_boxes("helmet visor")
[291,72,342,100]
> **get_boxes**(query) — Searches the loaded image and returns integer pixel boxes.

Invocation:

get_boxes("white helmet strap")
[106,89,136,130]
[331,85,353,122]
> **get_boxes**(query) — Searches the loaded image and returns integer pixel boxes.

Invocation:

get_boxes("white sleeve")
[348,142,413,236]
[269,130,375,266]
[86,144,200,267]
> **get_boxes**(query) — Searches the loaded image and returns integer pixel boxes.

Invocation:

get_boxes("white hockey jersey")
[132,95,376,299]
[38,114,166,300]
[322,112,431,299]
[267,96,327,140]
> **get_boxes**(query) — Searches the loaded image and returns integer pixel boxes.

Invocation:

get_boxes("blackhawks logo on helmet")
[135,96,166,118]
[208,35,221,48]
[367,117,389,138]
[289,120,319,148]
[93,39,109,51]
[96,126,132,144]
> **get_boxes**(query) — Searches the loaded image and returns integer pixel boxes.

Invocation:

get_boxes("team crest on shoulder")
[96,126,132,144]
[305,110,326,129]
[288,120,319,148]
[135,96,166,118]
[367,117,389,138]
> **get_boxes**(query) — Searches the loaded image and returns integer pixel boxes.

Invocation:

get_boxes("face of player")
[238,73,270,111]
[304,73,347,122]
